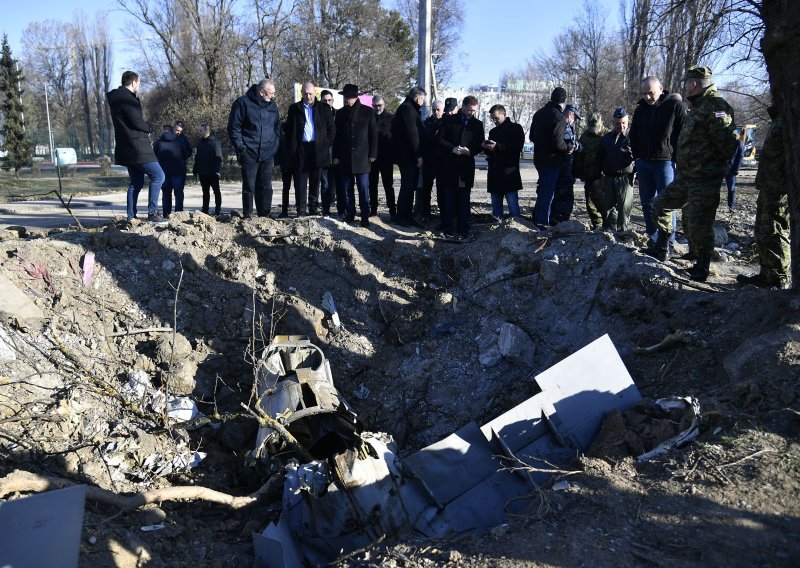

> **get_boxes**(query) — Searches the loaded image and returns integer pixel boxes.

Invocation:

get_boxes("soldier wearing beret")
[643,66,738,282]
[573,112,607,228]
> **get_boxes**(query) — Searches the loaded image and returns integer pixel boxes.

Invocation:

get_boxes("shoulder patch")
[714,111,728,118]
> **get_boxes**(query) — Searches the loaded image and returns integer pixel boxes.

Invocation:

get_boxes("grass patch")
[0,170,129,202]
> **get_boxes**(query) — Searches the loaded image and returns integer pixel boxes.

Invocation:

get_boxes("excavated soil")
[0,169,799,567]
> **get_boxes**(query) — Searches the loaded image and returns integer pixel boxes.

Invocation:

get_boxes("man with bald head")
[285,81,336,216]
[629,76,687,245]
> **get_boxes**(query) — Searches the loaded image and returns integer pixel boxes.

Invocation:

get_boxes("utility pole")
[417,0,432,119]
[44,86,55,164]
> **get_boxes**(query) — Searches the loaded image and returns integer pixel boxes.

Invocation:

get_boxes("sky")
[2,0,621,89]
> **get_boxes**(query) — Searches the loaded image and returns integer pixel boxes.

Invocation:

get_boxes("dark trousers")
[281,168,293,213]
[161,173,186,217]
[533,166,560,226]
[320,167,335,214]
[198,174,222,214]
[369,161,395,214]
[294,141,320,214]
[341,172,370,221]
[415,173,436,218]
[551,159,575,223]
[240,153,273,216]
[442,185,472,235]
[725,173,737,208]
[396,164,419,222]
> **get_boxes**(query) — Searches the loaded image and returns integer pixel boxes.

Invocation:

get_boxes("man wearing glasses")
[319,90,343,216]
[370,95,396,219]
[227,79,281,217]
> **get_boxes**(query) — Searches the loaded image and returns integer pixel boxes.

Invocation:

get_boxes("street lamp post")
[44,85,55,165]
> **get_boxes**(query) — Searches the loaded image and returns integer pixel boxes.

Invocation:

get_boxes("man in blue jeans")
[107,70,166,224]
[529,87,573,227]
[629,76,687,245]
[153,121,192,217]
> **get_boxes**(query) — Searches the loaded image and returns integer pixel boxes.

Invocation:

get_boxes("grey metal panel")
[479,393,550,453]
[534,334,642,450]
[0,484,86,568]
[404,422,503,507]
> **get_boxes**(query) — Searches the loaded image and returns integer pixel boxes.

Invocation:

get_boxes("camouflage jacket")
[755,105,785,192]
[675,84,737,179]
[573,128,606,181]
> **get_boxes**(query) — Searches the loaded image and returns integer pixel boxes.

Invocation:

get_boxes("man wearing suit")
[370,95,395,218]
[436,95,485,238]
[392,85,427,227]
[285,81,336,216]
[332,84,378,227]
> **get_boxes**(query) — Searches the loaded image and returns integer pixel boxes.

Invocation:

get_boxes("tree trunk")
[761,0,800,290]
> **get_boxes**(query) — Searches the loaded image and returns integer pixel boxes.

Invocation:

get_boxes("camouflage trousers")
[584,178,604,228]
[653,175,721,258]
[754,181,790,284]
[602,175,634,231]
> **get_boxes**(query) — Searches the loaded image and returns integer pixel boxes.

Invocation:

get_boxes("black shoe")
[736,273,785,289]
[686,256,711,282]
[360,218,370,228]
[344,215,356,222]
[677,251,697,261]
[277,210,289,219]
[389,209,397,222]
[147,213,168,225]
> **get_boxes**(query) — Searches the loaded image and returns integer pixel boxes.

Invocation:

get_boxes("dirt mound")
[1,200,799,566]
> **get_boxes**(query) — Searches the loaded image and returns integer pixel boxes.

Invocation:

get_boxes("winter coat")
[675,84,737,179]
[193,136,223,176]
[435,112,485,188]
[285,99,336,169]
[596,130,635,178]
[153,131,191,176]
[332,101,377,174]
[529,101,571,169]
[391,97,425,167]
[628,91,687,161]
[422,115,442,176]
[107,86,157,166]
[227,84,281,161]
[573,128,606,181]
[375,110,394,165]
[485,119,524,194]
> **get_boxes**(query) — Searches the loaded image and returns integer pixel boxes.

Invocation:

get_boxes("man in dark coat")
[629,76,686,243]
[107,70,166,223]
[153,122,192,217]
[416,99,445,222]
[529,87,573,227]
[552,103,582,223]
[193,124,223,215]
[332,84,377,227]
[370,95,396,218]
[285,81,336,216]
[318,90,343,216]
[227,79,281,217]
[483,104,524,219]
[436,95,485,237]
[391,86,427,226]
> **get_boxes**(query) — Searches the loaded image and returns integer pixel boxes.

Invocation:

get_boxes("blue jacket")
[153,131,192,175]
[727,138,744,176]
[227,84,281,161]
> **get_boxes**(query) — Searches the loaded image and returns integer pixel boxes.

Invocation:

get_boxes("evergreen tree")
[0,35,32,177]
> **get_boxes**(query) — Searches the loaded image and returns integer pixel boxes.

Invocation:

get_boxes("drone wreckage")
[251,334,647,567]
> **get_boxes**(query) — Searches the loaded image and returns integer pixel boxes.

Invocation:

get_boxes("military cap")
[613,107,628,119]
[174,120,185,128]
[564,104,581,119]
[685,66,713,80]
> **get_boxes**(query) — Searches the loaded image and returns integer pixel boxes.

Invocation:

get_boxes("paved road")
[0,163,540,230]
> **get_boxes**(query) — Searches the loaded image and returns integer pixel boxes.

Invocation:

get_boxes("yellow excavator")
[737,124,757,164]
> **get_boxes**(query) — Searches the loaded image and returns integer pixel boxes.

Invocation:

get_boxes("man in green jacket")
[643,66,738,282]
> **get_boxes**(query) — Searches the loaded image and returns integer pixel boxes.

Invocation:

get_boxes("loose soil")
[0,168,798,567]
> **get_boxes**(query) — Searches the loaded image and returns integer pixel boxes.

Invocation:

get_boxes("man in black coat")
[436,95,485,237]
[391,86,427,226]
[318,90,343,216]
[332,84,377,227]
[529,87,573,227]
[416,99,445,222]
[153,121,192,217]
[370,95,395,218]
[193,124,223,215]
[227,79,281,217]
[107,70,166,223]
[483,104,524,219]
[285,81,336,216]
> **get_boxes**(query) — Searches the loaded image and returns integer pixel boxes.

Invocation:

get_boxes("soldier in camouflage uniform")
[737,103,790,288]
[643,66,738,282]
[572,112,606,228]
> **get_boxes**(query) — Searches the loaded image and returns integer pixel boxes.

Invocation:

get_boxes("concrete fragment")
[498,322,536,365]
[155,333,193,364]
[0,270,45,321]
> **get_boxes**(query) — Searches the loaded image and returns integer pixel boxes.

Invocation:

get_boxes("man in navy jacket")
[227,79,281,217]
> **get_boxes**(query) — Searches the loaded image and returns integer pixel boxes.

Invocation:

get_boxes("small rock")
[552,219,585,235]
[478,330,502,367]
[155,333,193,364]
[436,291,453,310]
[162,259,176,271]
[498,322,536,365]
[539,259,560,288]
[165,359,198,395]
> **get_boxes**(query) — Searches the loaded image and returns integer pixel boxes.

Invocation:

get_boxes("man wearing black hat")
[596,108,635,231]
[643,66,737,282]
[332,84,377,227]
[227,79,281,217]
[444,97,458,115]
[529,87,574,227]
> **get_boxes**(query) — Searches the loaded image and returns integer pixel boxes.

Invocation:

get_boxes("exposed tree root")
[0,469,282,511]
